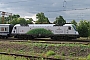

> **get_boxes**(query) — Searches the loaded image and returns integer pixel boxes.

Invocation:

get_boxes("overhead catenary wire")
[0,0,90,12]
[63,0,67,11]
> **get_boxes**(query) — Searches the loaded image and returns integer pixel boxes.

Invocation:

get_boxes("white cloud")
[24,14,36,21]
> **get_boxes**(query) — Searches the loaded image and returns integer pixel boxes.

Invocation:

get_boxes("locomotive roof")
[15,24,55,26]
[14,24,74,27]
[63,24,73,26]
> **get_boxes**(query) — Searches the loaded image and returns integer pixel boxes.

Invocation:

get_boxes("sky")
[0,0,90,23]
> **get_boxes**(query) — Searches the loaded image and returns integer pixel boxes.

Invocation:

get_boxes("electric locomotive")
[11,24,79,40]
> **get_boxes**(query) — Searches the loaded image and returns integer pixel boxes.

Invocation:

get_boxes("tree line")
[0,12,90,37]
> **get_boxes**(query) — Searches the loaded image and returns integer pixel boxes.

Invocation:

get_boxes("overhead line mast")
[63,0,67,11]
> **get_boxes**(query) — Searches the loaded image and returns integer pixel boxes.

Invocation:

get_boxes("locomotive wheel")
[1,36,5,39]
[28,36,34,40]
[4,36,8,39]
[51,36,60,40]
[51,37,56,40]
[64,36,69,40]
[26,35,34,40]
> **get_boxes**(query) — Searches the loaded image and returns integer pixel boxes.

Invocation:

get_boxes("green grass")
[0,54,47,60]
[45,50,55,57]
[0,55,27,60]
[87,54,90,60]
[0,42,90,60]
[14,42,90,48]
[78,37,90,40]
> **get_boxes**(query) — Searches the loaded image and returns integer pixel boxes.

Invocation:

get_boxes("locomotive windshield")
[72,24,77,31]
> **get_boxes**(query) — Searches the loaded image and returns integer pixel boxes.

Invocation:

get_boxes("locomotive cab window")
[72,25,77,31]
[68,26,71,30]
[14,27,16,29]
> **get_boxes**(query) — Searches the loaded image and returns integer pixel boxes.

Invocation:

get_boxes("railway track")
[0,38,89,60]
[0,52,61,60]
[0,37,90,44]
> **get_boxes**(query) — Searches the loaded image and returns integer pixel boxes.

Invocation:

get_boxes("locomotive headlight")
[75,32,76,34]
[13,31,15,33]
[75,31,79,35]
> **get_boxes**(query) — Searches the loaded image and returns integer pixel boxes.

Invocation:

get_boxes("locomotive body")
[11,24,79,40]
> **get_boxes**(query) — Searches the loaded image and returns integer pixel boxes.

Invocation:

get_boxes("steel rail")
[0,52,61,60]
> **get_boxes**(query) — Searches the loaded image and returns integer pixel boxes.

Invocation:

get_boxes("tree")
[12,14,20,19]
[87,21,90,37]
[35,12,50,24]
[77,20,89,37]
[53,16,66,26]
[71,20,77,26]
[5,14,20,24]
[18,18,27,25]
[10,18,19,25]
[26,18,33,24]
[10,18,27,25]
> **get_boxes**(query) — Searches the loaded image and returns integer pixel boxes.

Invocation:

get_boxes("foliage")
[9,14,21,25]
[10,18,28,25]
[12,14,20,19]
[0,55,27,60]
[71,20,77,26]
[87,54,90,60]
[36,12,50,24]
[10,18,19,25]
[61,52,65,56]
[26,28,53,35]
[26,18,33,24]
[45,50,55,57]
[7,14,20,24]
[53,16,66,26]
[88,21,90,36]
[18,18,27,25]
[77,20,89,37]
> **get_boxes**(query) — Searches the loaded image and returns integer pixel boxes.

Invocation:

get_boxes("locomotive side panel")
[12,25,69,35]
